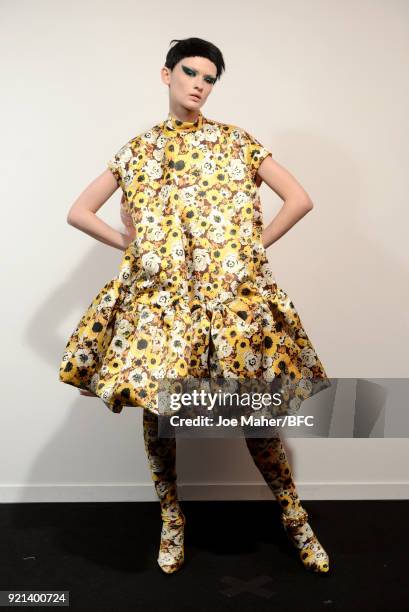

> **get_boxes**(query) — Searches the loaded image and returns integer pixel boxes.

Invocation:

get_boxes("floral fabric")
[58,110,330,414]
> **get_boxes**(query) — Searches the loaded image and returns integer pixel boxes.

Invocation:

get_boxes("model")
[59,37,331,575]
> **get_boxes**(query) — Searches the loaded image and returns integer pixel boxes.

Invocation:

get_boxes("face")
[161,56,217,113]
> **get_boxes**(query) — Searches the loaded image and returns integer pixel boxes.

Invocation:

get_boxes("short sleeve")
[107,140,136,230]
[107,141,133,192]
[241,130,272,183]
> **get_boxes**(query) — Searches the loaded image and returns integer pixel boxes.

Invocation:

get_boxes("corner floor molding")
[0,481,408,503]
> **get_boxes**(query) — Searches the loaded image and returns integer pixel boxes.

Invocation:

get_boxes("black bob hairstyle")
[165,37,226,82]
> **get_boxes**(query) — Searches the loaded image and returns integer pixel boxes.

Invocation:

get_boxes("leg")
[244,431,329,573]
[143,408,186,574]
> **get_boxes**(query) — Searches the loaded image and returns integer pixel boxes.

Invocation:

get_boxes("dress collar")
[163,110,204,136]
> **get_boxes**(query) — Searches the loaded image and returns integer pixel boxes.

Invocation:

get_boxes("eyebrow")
[182,64,217,79]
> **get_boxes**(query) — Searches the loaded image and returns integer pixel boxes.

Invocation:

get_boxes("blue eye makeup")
[182,65,216,85]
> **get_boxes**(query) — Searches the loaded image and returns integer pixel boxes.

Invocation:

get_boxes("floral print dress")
[58,110,331,415]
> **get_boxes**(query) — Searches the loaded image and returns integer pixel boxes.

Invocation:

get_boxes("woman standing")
[59,37,331,575]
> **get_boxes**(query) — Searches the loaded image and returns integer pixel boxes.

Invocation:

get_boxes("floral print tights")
[143,409,329,573]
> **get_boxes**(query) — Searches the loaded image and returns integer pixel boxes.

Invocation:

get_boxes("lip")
[190,94,201,100]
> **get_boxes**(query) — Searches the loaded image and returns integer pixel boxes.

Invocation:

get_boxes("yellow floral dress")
[58,110,331,415]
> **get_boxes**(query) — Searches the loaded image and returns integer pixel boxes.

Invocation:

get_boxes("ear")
[161,66,170,85]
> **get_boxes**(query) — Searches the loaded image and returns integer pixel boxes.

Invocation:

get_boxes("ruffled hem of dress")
[58,277,331,417]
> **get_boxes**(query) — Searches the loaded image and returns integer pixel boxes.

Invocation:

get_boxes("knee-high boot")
[142,408,186,574]
[244,432,329,573]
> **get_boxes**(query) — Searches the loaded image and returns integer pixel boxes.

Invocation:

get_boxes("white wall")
[1,0,408,503]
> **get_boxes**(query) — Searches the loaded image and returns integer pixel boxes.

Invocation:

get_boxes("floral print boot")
[158,512,186,574]
[143,409,186,574]
[245,433,330,573]
[279,501,329,573]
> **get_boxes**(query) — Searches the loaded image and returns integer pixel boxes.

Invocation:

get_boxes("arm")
[66,169,135,252]
[256,156,314,250]
[120,193,136,241]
